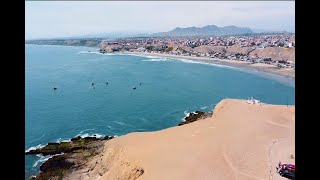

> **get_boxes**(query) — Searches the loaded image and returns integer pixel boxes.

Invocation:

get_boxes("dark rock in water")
[84,136,98,141]
[104,135,115,140]
[35,154,75,180]
[48,142,59,146]
[25,136,114,155]
[70,136,81,141]
[178,111,213,126]
[26,135,115,179]
[133,87,136,90]
[26,143,85,156]
[40,154,75,172]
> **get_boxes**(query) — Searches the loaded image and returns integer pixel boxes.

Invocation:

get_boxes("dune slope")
[65,99,295,180]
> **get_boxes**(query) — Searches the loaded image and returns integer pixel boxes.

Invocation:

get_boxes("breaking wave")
[200,106,208,110]
[79,128,96,134]
[33,153,64,167]
[142,58,169,62]
[74,133,105,138]
[173,58,242,71]
[181,110,190,121]
[25,144,46,153]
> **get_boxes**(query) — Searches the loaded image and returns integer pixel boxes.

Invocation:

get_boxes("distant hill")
[151,25,253,37]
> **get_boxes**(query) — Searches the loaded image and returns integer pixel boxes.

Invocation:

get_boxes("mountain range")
[151,25,253,37]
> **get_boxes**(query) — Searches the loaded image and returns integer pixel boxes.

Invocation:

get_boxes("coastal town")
[99,34,295,69]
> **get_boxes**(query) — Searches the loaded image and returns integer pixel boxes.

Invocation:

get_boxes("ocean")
[25,44,295,178]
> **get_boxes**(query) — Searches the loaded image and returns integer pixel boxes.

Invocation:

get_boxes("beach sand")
[123,51,295,79]
[65,99,295,180]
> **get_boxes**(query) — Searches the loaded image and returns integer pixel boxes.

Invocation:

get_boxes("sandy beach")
[122,51,295,79]
[65,99,295,180]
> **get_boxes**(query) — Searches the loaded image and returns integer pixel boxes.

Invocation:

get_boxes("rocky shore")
[178,111,213,126]
[25,111,209,179]
[25,136,114,180]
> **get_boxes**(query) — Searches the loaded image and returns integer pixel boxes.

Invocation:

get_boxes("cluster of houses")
[102,34,295,49]
[99,34,295,69]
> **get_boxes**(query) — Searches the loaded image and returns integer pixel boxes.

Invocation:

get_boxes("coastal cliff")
[26,99,295,180]
[25,110,209,180]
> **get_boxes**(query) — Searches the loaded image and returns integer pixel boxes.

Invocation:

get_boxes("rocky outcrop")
[178,111,213,126]
[25,136,115,180]
[99,44,124,53]
[26,136,114,155]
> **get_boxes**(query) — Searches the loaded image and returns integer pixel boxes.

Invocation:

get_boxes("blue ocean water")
[25,44,295,178]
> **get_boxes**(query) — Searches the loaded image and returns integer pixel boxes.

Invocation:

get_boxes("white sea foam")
[173,58,242,71]
[184,110,190,117]
[142,58,169,62]
[125,54,162,59]
[33,155,52,167]
[55,137,71,143]
[75,133,105,138]
[33,153,65,167]
[25,144,46,153]
[79,128,96,134]
[78,51,101,55]
[27,133,112,154]
[181,111,190,121]
[200,106,207,110]
[113,121,126,126]
[78,51,127,56]
[27,133,46,144]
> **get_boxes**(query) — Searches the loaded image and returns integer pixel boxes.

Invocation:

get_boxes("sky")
[25,1,295,40]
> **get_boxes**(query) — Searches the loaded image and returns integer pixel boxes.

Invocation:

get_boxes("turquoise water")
[25,44,295,178]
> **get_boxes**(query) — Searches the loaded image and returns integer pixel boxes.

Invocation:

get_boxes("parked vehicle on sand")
[276,161,295,180]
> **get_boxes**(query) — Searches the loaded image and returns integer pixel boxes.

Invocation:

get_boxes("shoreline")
[25,44,295,81]
[122,51,295,80]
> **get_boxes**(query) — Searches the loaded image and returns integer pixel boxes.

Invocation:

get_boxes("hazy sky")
[26,1,295,39]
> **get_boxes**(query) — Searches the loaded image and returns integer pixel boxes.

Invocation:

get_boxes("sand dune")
[250,47,295,63]
[65,99,294,180]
